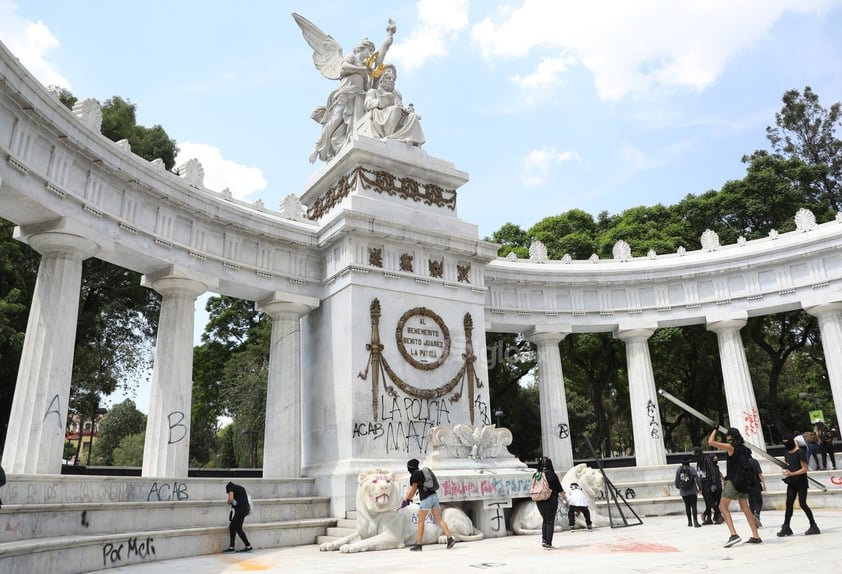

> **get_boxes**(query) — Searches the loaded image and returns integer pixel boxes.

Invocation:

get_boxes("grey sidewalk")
[93,509,842,574]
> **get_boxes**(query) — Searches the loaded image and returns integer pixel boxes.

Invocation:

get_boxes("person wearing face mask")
[707,427,762,547]
[778,433,821,537]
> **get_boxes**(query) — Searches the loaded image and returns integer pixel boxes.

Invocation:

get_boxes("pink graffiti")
[439,477,534,499]
[742,408,760,437]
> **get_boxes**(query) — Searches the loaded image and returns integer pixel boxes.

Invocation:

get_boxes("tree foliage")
[92,400,146,465]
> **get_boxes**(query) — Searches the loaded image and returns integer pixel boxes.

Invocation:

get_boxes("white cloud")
[389,0,469,71]
[471,0,835,101]
[0,1,70,88]
[175,142,267,200]
[521,146,581,186]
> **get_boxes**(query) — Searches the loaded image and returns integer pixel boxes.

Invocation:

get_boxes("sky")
[3,0,842,412]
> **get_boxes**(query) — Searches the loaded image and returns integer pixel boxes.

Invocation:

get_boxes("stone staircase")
[0,474,338,573]
[316,510,358,546]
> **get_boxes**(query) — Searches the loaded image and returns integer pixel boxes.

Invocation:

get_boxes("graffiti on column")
[167,411,187,444]
[647,399,661,439]
[557,423,569,439]
[742,408,760,438]
[43,393,62,429]
[474,395,490,425]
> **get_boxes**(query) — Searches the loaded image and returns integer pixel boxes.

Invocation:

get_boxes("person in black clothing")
[693,446,722,525]
[748,457,766,527]
[534,457,568,549]
[707,427,761,547]
[815,420,836,470]
[224,481,253,553]
[777,433,820,537]
[674,456,701,528]
[402,458,455,551]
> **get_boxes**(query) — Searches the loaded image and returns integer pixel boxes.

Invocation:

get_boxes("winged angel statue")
[293,13,398,163]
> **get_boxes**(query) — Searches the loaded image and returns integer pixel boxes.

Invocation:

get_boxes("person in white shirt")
[566,483,593,531]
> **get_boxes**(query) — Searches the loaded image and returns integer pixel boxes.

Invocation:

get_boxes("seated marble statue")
[358,65,425,147]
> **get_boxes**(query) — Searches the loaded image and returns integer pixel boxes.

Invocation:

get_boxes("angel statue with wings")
[293,13,396,163]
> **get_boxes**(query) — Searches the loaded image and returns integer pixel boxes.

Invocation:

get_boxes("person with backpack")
[692,446,723,525]
[674,457,701,527]
[707,427,762,547]
[814,420,836,470]
[778,433,821,537]
[531,457,567,549]
[402,458,455,551]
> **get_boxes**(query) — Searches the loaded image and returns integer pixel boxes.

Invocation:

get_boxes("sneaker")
[587,525,593,531]
[714,517,725,525]
[446,537,456,549]
[541,541,550,548]
[409,544,422,551]
[543,544,554,550]
[237,546,253,553]
[776,526,793,537]
[754,515,763,528]
[723,534,741,548]
[746,537,762,544]
[805,525,821,535]
[702,518,713,525]
[222,547,236,553]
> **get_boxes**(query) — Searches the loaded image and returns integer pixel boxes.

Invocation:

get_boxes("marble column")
[1,231,97,474]
[141,271,207,478]
[707,317,765,449]
[804,302,842,426]
[258,296,317,478]
[616,326,667,466]
[527,328,573,470]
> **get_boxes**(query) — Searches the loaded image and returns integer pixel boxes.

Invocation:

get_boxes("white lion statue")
[511,463,608,534]
[319,469,484,553]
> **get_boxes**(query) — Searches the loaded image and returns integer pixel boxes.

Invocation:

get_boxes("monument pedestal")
[299,136,500,515]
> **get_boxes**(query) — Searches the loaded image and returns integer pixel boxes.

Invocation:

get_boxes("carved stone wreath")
[306,166,457,220]
[395,307,451,370]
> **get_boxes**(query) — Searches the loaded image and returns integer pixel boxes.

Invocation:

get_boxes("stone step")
[324,526,357,538]
[0,518,336,574]
[0,496,331,542]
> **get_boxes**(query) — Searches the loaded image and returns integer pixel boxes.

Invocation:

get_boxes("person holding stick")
[707,427,762,547]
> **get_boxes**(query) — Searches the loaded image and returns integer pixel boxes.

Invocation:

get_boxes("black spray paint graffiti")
[352,395,452,454]
[102,537,156,566]
[646,399,661,439]
[557,423,569,439]
[474,395,490,425]
[44,393,62,429]
[147,482,189,501]
[167,411,187,444]
[487,501,506,532]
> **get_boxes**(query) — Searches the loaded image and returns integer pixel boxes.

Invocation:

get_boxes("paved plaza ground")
[93,508,842,574]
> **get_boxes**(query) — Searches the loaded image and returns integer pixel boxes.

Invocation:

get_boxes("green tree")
[0,219,38,448]
[100,96,179,170]
[91,399,146,465]
[487,223,530,258]
[748,86,842,211]
[486,333,538,460]
[112,432,146,467]
[527,209,600,260]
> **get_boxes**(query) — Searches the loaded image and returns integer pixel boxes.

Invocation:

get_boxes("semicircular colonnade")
[1,37,842,491]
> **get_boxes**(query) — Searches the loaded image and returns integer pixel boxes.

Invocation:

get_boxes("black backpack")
[730,446,756,494]
[677,466,694,489]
